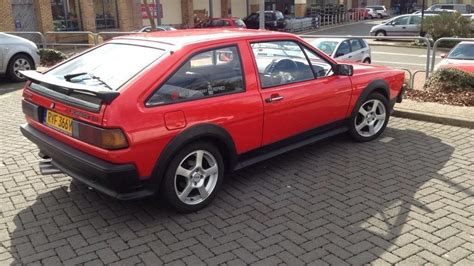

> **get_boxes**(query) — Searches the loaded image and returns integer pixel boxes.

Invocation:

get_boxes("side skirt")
[234,120,349,170]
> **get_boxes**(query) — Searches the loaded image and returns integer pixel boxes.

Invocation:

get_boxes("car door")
[389,16,410,36]
[407,16,421,35]
[348,39,365,62]
[334,40,352,61]
[250,40,353,145]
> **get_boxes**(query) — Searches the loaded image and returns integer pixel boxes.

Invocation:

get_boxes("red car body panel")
[21,29,404,188]
[440,63,474,73]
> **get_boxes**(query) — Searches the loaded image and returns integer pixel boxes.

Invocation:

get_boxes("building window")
[95,0,119,29]
[51,0,80,31]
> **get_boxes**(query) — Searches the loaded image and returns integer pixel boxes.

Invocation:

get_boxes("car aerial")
[20,29,405,212]
[243,11,286,30]
[0,33,40,82]
[195,17,246,28]
[370,14,432,37]
[434,41,474,73]
[366,5,389,18]
[137,25,177,32]
[307,37,371,63]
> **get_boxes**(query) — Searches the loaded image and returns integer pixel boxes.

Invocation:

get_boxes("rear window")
[47,43,165,91]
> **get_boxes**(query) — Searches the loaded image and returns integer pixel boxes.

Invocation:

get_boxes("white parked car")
[0,33,40,81]
[137,25,177,32]
[307,38,372,63]
[366,5,389,18]
[367,8,378,19]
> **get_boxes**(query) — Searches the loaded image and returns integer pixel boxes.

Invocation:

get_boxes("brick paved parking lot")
[0,88,473,265]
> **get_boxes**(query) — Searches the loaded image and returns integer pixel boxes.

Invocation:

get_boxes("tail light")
[73,121,128,150]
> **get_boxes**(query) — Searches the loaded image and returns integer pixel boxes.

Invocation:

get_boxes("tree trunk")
[143,0,157,30]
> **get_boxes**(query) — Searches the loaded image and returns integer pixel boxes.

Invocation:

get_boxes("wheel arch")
[8,52,35,69]
[351,79,390,117]
[150,123,238,188]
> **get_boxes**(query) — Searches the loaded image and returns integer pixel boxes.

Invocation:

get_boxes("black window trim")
[145,44,246,108]
[250,39,335,90]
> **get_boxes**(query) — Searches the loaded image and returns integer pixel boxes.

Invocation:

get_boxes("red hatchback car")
[20,29,405,212]
[194,17,246,28]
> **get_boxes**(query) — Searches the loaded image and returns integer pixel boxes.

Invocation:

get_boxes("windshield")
[448,43,474,60]
[47,43,165,91]
[310,40,338,56]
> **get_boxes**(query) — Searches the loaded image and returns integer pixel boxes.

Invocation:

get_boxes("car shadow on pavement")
[7,128,461,264]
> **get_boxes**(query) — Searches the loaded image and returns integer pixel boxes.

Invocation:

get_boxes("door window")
[251,41,315,88]
[302,47,333,78]
[336,41,351,57]
[350,39,363,52]
[147,46,244,106]
[393,16,409,25]
[409,16,421,25]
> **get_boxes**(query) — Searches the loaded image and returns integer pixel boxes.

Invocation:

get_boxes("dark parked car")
[243,11,286,30]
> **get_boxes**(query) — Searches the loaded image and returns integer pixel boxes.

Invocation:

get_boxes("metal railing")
[44,31,95,51]
[430,37,474,73]
[299,35,432,80]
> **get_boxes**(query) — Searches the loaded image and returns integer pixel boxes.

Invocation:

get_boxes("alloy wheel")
[12,57,31,80]
[355,99,386,137]
[174,150,218,205]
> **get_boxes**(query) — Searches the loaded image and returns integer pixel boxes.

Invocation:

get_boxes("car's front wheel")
[349,93,389,142]
[7,54,34,82]
[161,142,224,212]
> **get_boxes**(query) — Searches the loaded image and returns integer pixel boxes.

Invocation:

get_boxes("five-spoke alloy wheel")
[349,93,389,142]
[162,142,224,212]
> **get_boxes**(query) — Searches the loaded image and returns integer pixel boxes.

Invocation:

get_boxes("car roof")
[114,29,295,48]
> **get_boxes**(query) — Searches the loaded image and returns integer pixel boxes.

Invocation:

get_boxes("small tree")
[422,12,471,41]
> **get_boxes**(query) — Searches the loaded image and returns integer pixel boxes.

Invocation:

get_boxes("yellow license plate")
[45,110,73,135]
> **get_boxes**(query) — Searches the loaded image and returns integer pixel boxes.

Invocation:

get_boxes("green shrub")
[422,12,471,42]
[425,68,474,92]
[38,48,67,66]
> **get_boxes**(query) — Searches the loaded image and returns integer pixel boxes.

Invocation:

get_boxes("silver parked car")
[0,33,40,81]
[370,14,430,37]
[307,38,372,63]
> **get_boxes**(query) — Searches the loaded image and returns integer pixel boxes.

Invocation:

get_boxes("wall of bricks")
[0,0,14,31]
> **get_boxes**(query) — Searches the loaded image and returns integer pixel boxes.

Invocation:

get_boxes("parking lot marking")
[379,136,394,143]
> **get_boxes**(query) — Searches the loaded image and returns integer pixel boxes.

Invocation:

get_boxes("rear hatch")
[22,41,166,149]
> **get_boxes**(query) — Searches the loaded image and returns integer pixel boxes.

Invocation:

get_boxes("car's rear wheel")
[161,142,224,212]
[7,54,34,82]
[349,93,389,142]
[377,13,382,19]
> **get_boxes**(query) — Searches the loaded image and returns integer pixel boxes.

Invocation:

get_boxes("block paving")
[0,89,473,265]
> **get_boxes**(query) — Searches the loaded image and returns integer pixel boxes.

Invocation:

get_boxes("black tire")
[161,142,224,212]
[377,14,382,19]
[363,58,371,64]
[348,92,390,142]
[7,54,34,82]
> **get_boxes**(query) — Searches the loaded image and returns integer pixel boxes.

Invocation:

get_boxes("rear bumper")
[20,124,154,200]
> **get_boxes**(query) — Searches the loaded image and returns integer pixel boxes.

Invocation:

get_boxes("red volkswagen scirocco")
[20,29,405,212]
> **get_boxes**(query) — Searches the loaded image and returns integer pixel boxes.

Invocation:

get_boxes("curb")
[393,108,474,129]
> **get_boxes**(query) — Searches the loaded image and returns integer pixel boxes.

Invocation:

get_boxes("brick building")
[1,0,473,33]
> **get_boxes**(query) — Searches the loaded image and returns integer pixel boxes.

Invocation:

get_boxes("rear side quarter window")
[146,46,245,106]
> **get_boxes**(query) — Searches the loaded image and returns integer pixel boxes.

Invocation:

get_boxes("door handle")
[265,94,284,103]
[348,56,352,58]
[402,27,406,29]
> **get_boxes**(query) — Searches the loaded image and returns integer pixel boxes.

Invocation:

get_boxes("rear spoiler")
[20,70,120,104]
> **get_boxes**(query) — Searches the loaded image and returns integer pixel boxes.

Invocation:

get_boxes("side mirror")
[440,53,447,59]
[334,64,353,76]
[218,51,234,62]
